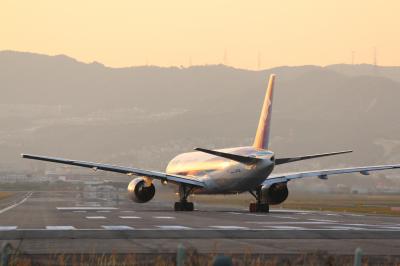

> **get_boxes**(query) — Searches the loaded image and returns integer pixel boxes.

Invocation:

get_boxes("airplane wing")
[21,154,205,187]
[263,164,400,186]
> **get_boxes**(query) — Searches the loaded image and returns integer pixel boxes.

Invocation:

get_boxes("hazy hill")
[1,50,400,178]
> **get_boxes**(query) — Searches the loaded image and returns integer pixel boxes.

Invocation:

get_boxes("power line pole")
[373,46,379,75]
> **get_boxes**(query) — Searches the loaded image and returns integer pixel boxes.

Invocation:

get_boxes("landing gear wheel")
[249,186,270,213]
[249,202,269,213]
[175,184,194,211]
[174,201,194,211]
[249,202,257,212]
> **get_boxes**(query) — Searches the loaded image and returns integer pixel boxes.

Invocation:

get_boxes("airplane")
[22,74,400,212]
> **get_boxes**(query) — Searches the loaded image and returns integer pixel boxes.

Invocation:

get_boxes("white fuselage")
[166,146,275,194]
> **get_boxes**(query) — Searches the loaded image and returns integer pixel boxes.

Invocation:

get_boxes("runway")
[0,191,400,255]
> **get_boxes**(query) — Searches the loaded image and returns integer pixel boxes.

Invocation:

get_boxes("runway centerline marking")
[246,221,332,225]
[346,213,364,217]
[46,226,76,230]
[97,210,111,213]
[246,214,269,217]
[272,209,314,213]
[325,213,340,216]
[73,211,87,213]
[86,216,107,219]
[325,226,366,230]
[382,226,400,230]
[153,216,175,219]
[0,192,32,214]
[271,215,298,220]
[102,225,134,230]
[308,219,337,223]
[0,226,17,230]
[344,223,381,227]
[156,225,191,230]
[209,226,249,230]
[119,216,141,219]
[57,207,118,211]
[265,226,306,230]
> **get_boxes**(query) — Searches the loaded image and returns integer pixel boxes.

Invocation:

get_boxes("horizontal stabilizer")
[275,150,353,165]
[194,148,261,165]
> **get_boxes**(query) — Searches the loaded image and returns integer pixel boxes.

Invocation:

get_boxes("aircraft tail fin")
[253,74,276,150]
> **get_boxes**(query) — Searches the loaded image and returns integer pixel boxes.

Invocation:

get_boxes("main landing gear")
[249,186,269,213]
[174,184,194,211]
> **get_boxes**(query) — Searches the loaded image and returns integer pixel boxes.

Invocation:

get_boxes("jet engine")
[127,177,155,203]
[261,182,289,205]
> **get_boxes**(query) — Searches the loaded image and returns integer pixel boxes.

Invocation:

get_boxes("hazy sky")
[1,0,399,69]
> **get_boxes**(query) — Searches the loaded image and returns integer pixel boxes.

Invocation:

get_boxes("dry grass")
[0,191,14,200]
[4,251,400,266]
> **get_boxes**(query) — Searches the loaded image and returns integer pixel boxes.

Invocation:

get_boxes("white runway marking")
[157,225,191,230]
[57,207,118,211]
[0,192,32,214]
[344,223,378,227]
[246,214,269,217]
[309,219,337,223]
[325,226,366,230]
[73,211,87,213]
[120,210,135,213]
[272,209,314,213]
[265,226,306,230]
[46,226,75,230]
[228,212,242,215]
[325,213,340,216]
[102,225,134,230]
[97,210,111,213]
[209,226,249,230]
[382,226,400,230]
[346,213,364,217]
[272,215,298,220]
[247,221,331,225]
[119,216,141,219]
[0,226,17,231]
[153,216,175,219]
[86,216,107,219]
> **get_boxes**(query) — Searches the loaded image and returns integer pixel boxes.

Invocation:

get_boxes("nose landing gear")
[249,186,270,213]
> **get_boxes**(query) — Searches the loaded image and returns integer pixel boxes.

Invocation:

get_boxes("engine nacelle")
[127,177,155,203]
[261,182,289,205]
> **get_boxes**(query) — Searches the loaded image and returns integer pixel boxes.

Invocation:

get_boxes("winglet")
[253,74,276,150]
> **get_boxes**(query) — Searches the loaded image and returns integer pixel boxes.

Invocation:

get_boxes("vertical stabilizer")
[253,74,276,150]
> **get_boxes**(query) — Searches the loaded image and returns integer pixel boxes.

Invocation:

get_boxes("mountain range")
[1,50,400,181]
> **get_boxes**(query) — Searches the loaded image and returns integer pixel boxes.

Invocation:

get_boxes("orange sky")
[0,0,399,69]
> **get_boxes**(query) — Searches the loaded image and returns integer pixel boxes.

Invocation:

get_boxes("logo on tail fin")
[253,74,276,150]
